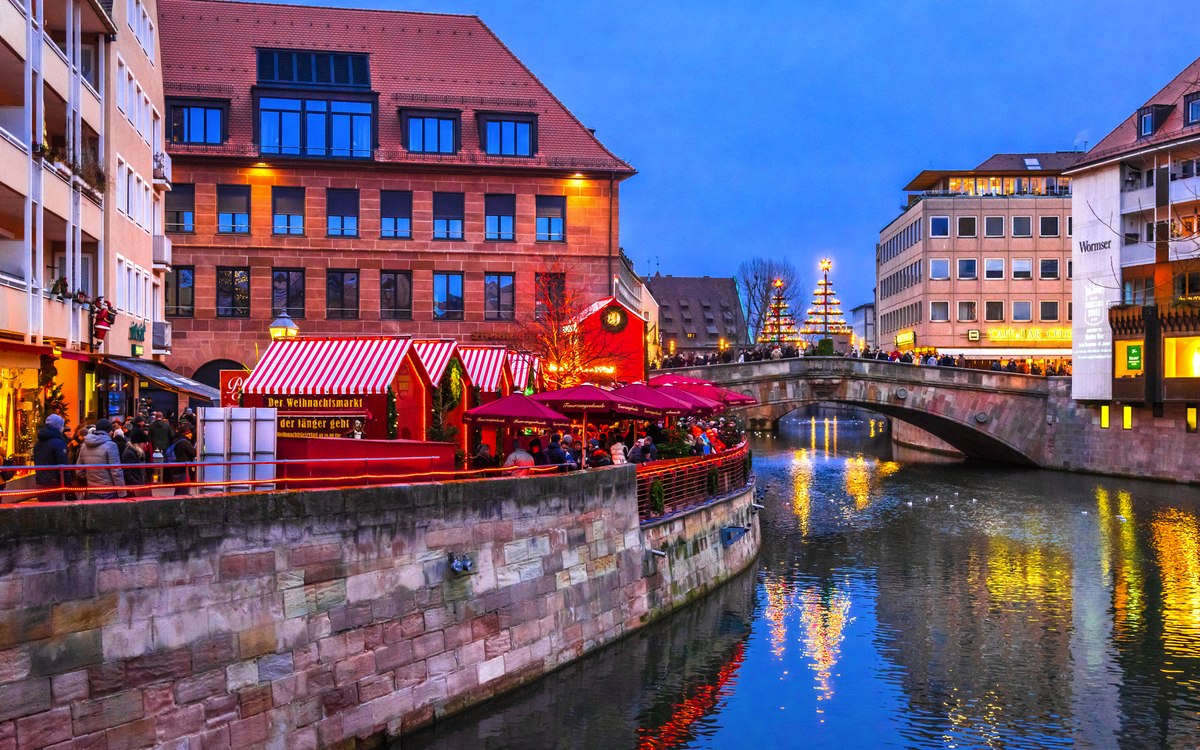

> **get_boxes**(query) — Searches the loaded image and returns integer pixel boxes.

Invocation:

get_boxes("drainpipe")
[607,171,614,297]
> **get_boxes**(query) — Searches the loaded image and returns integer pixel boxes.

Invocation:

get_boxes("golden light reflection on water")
[984,536,1072,621]
[798,586,851,703]
[793,449,811,537]
[764,580,792,660]
[1099,488,1145,635]
[1149,509,1200,658]
[845,456,870,509]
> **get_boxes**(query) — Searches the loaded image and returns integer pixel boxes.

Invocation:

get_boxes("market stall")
[412,340,474,452]
[458,345,514,456]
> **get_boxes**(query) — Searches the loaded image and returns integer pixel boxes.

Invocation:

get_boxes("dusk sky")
[297,0,1197,307]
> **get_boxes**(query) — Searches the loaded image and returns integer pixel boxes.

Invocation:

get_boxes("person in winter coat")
[544,439,575,472]
[587,449,613,468]
[642,436,658,462]
[472,443,495,471]
[502,439,534,477]
[627,440,646,464]
[528,437,548,466]
[610,440,627,465]
[121,441,148,497]
[76,418,125,499]
[165,427,196,495]
[32,413,70,501]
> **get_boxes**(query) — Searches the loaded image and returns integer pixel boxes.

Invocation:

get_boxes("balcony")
[153,234,171,269]
[153,151,171,189]
[153,320,171,354]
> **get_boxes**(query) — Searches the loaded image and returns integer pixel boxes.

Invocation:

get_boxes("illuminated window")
[216,267,250,318]
[1187,405,1198,433]
[1174,272,1200,301]
[1163,336,1200,378]
[1100,404,1109,428]
[1123,405,1133,429]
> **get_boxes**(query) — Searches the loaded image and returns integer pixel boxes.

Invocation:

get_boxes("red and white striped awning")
[458,346,509,392]
[243,337,413,395]
[412,340,459,385]
[507,352,539,391]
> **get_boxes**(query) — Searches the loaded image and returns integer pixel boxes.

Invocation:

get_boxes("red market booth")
[241,336,429,440]
[458,345,514,456]
[276,436,456,490]
[554,296,646,387]
[412,340,474,452]
[507,351,541,394]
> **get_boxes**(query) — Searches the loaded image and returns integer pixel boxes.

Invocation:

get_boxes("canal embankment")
[0,463,758,749]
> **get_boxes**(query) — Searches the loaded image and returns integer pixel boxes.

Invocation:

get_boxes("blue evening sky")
[302,0,1198,307]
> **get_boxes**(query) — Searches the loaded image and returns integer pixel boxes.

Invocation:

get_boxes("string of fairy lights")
[759,259,851,344]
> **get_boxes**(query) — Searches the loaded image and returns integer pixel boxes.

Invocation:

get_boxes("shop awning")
[458,346,509,392]
[412,340,458,385]
[507,352,539,391]
[104,356,220,402]
[243,337,413,395]
[959,348,1073,359]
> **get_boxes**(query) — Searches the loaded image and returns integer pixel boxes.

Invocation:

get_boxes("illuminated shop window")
[1164,336,1200,378]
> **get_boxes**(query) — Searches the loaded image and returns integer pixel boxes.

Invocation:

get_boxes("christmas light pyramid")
[800,259,852,339]
[758,278,803,345]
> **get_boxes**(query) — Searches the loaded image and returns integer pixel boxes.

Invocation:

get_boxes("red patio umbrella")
[648,374,713,387]
[653,385,722,416]
[676,382,757,406]
[611,383,693,418]
[462,393,572,430]
[533,385,660,449]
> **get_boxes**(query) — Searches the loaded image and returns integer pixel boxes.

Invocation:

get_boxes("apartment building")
[0,0,176,457]
[644,273,748,356]
[876,152,1080,364]
[1070,54,1200,414]
[156,0,635,387]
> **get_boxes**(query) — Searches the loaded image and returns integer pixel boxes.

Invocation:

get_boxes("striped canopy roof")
[506,352,539,391]
[243,337,413,395]
[412,340,459,385]
[458,346,509,392]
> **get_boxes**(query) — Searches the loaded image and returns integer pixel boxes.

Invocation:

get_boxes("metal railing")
[636,442,750,522]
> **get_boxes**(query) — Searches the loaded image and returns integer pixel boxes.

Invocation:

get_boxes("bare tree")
[738,257,800,341]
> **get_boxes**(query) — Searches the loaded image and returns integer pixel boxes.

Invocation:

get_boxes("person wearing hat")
[165,425,197,496]
[75,418,126,499]
[32,413,70,501]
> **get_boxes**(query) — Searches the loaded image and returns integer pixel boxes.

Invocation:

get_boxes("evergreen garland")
[386,387,398,440]
[650,478,665,515]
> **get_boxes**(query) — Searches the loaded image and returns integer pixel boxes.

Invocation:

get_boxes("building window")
[1187,93,1200,126]
[260,97,373,158]
[1068,301,1073,321]
[1141,112,1153,137]
[1012,216,1032,238]
[1068,260,1073,279]
[984,216,1004,237]
[272,186,305,234]
[535,272,565,320]
[1039,216,1060,237]
[327,189,359,236]
[433,272,464,320]
[403,111,457,153]
[1187,405,1198,433]
[1100,404,1109,429]
[217,185,250,233]
[216,267,250,318]
[930,216,949,237]
[929,259,950,280]
[381,191,412,238]
[957,300,976,322]
[536,196,566,242]
[984,258,1004,280]
[930,301,950,322]
[1175,272,1200,300]
[957,216,977,238]
[381,271,412,320]
[485,194,516,241]
[1068,216,1073,236]
[985,300,1004,322]
[1125,277,1151,305]
[165,266,194,317]
[169,103,223,144]
[272,268,305,318]
[479,115,535,156]
[1040,258,1059,280]
[484,273,515,320]
[256,49,371,87]
[1123,405,1133,430]
[957,258,977,280]
[326,270,358,319]
[433,192,464,240]
[1012,300,1032,322]
[1040,300,1059,321]
[1012,258,1033,280]
[165,183,194,233]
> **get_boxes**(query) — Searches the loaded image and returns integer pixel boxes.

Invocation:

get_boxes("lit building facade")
[0,0,169,454]
[849,302,875,349]
[1070,55,1200,413]
[876,153,1079,364]
[157,0,635,388]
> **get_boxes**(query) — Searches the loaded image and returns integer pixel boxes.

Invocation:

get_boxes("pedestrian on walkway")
[121,440,149,497]
[165,427,196,496]
[32,413,70,501]
[76,418,125,500]
[502,438,534,477]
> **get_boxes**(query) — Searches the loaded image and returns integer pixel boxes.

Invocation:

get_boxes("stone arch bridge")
[667,357,1055,466]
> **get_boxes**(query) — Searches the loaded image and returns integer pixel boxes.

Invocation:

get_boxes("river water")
[403,419,1200,749]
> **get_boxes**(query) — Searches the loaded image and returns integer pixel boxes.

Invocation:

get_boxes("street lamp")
[269,312,299,340]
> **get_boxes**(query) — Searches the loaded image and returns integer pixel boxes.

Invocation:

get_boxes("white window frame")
[930,300,950,322]
[1141,112,1153,136]
[984,258,1004,280]
[929,258,950,280]
[957,216,978,238]
[1039,258,1060,280]
[1067,216,1073,237]
[125,169,135,217]
[1012,258,1033,280]
[144,184,152,231]
[1040,300,1059,322]
[115,157,126,213]
[957,300,977,322]
[930,216,950,238]
[1039,215,1060,238]
[957,257,977,280]
[116,59,126,112]
[115,257,126,311]
[983,215,1005,238]
[1012,300,1033,323]
[1012,215,1033,238]
[984,300,1005,322]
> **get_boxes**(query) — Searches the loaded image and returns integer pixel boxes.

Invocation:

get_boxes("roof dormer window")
[1186,92,1200,126]
[1137,104,1174,139]
[1141,111,1153,136]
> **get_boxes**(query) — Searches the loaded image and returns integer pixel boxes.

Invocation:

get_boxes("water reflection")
[400,418,1200,749]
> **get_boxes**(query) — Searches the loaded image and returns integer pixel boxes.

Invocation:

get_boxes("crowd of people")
[654,343,1071,376]
[472,416,742,476]
[29,403,199,501]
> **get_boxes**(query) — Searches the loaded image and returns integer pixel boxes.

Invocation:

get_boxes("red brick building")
[157,0,635,385]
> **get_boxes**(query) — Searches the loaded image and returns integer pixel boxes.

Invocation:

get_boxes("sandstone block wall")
[0,466,758,749]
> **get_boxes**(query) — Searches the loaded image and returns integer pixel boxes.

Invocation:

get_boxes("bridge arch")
[666,358,1051,466]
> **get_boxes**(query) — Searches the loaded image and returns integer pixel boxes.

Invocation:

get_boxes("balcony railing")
[636,442,751,522]
[153,321,171,353]
[153,234,171,267]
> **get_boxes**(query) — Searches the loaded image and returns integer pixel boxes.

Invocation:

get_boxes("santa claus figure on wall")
[91,297,116,341]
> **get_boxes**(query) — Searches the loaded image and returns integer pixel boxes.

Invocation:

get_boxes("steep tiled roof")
[644,274,749,347]
[973,152,1084,171]
[1071,56,1200,171]
[157,0,634,173]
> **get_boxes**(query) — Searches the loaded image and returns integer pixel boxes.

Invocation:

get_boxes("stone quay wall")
[0,465,759,750]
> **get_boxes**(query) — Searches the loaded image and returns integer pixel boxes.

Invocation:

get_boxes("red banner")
[220,370,247,407]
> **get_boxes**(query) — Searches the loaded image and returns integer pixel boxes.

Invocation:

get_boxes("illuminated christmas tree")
[800,259,852,344]
[758,279,803,345]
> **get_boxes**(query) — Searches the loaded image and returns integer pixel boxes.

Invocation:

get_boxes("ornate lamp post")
[269,313,299,340]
